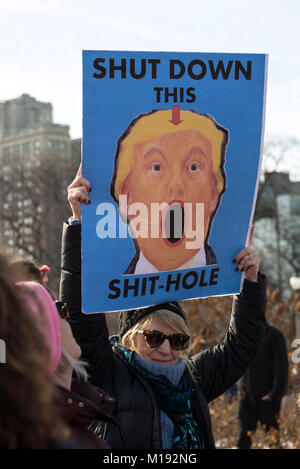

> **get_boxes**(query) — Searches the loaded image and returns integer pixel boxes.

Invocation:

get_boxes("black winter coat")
[60,222,266,449]
[239,322,288,401]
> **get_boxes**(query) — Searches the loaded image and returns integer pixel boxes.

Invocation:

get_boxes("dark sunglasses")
[55,301,70,320]
[137,329,190,351]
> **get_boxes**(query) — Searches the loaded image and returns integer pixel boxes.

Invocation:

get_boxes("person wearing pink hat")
[0,254,70,449]
[17,281,61,375]
[17,281,118,449]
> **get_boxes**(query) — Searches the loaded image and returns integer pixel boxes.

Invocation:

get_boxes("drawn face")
[132,317,182,365]
[122,129,219,271]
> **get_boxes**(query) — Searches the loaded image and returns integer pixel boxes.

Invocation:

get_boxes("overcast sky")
[0,0,299,175]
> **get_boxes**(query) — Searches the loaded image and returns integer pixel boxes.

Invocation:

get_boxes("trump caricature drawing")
[110,109,229,275]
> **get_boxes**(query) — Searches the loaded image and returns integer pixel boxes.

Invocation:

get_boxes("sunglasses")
[137,329,190,351]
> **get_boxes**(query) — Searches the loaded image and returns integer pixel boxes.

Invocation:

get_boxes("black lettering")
[109,58,126,78]
[170,60,185,79]
[123,278,139,297]
[166,273,181,292]
[93,58,106,79]
[208,60,233,80]
[179,87,184,103]
[153,87,163,103]
[182,271,198,289]
[148,276,160,294]
[198,270,208,287]
[165,87,177,103]
[188,60,206,80]
[148,59,160,78]
[209,268,219,285]
[186,87,196,103]
[130,59,146,79]
[235,61,252,80]
[108,279,121,299]
[141,277,147,296]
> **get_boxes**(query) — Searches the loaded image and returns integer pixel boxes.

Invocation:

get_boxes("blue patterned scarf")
[111,336,205,449]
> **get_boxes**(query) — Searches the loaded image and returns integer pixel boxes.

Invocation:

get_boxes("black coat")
[55,377,117,449]
[60,222,266,449]
[239,322,288,401]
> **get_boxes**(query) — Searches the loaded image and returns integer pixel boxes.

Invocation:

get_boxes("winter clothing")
[237,322,288,449]
[134,354,186,449]
[119,301,186,338]
[55,376,118,449]
[60,222,266,449]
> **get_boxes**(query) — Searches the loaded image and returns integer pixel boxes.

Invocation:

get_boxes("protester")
[10,259,57,301]
[54,300,118,449]
[236,321,289,449]
[11,279,117,449]
[0,254,69,449]
[10,259,44,284]
[59,170,267,449]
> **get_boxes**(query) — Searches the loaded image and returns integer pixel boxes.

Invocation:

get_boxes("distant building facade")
[0,94,80,291]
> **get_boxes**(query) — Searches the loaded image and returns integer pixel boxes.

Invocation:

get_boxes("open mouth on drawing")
[163,201,185,246]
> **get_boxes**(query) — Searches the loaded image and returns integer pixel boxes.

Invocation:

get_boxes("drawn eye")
[150,163,161,172]
[189,162,200,172]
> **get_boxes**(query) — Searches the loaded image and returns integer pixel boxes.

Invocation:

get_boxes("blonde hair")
[111,109,228,201]
[121,309,191,356]
[54,348,88,387]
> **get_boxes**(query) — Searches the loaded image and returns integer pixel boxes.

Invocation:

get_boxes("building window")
[4,230,13,237]
[3,147,10,163]
[22,142,31,158]
[13,145,20,159]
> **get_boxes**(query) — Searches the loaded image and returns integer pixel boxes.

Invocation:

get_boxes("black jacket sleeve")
[190,274,267,403]
[59,222,114,390]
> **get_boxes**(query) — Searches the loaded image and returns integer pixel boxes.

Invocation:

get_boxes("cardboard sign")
[82,50,267,313]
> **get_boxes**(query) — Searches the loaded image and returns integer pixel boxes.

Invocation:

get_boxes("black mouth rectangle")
[165,204,185,243]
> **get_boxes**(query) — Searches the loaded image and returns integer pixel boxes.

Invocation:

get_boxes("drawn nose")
[165,169,185,198]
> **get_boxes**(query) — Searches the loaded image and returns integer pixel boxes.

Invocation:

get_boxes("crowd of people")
[0,169,290,450]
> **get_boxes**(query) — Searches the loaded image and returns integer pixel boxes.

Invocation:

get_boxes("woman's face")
[132,317,182,365]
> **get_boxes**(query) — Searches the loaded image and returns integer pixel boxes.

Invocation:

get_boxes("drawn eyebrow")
[143,147,167,162]
[185,145,208,163]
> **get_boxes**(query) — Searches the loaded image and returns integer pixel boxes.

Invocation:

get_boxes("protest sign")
[82,51,267,313]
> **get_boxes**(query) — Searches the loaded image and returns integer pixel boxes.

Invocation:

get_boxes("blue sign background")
[82,50,267,313]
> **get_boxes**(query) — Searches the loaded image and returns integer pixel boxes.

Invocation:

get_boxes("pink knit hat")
[17,281,61,375]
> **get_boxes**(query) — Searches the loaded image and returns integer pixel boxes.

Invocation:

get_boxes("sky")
[0,0,300,176]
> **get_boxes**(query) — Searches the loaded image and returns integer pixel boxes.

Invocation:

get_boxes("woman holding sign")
[60,170,266,449]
